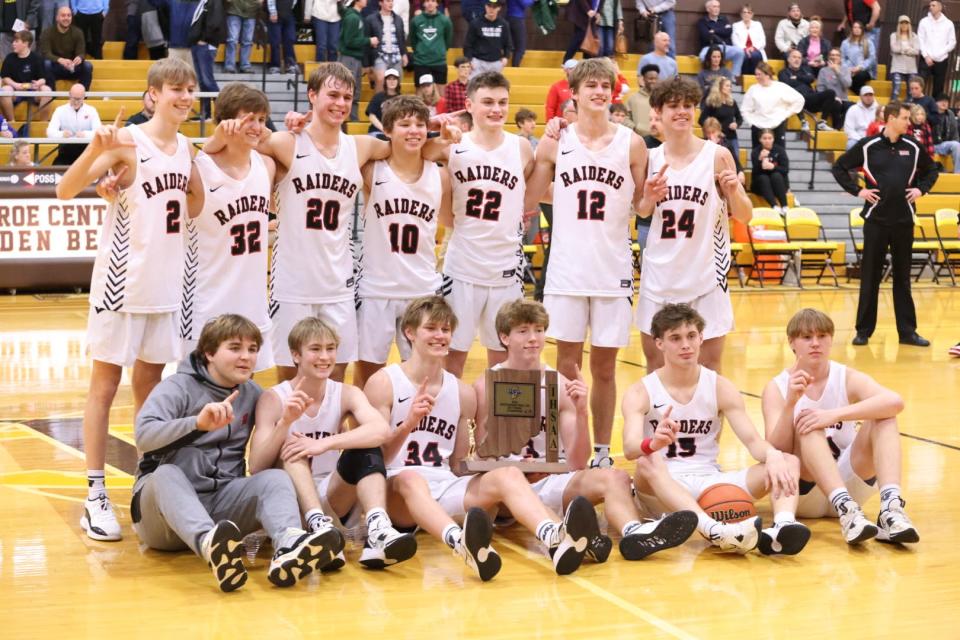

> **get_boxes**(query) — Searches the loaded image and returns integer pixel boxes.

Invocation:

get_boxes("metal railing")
[801,109,821,191]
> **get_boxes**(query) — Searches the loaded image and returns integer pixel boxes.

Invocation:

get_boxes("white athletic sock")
[366,507,391,532]
[828,488,854,514]
[305,508,326,532]
[773,511,795,525]
[696,512,718,537]
[442,523,462,549]
[593,444,610,459]
[621,520,643,537]
[87,470,106,500]
[535,519,559,547]
[879,484,903,512]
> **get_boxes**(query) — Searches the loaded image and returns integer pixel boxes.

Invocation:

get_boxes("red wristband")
[640,438,654,456]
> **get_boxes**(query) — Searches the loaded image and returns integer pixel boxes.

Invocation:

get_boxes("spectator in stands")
[0,0,39,61]
[699,76,741,156]
[71,0,107,59]
[702,115,744,183]
[464,0,511,76]
[933,94,960,174]
[515,106,537,150]
[137,0,168,59]
[412,0,448,16]
[189,0,224,121]
[774,3,807,59]
[797,16,829,73]
[366,67,399,132]
[643,108,662,148]
[888,15,918,101]
[416,73,439,115]
[865,102,884,136]
[780,48,842,131]
[409,0,452,90]
[625,63,656,136]
[751,128,790,213]
[696,0,745,79]
[506,0,533,66]
[837,0,881,60]
[394,0,410,33]
[562,0,591,64]
[596,0,623,59]
[638,31,676,79]
[339,0,372,121]
[906,75,938,127]
[443,56,470,113]
[0,30,53,124]
[741,61,803,147]
[544,58,575,120]
[636,0,676,58]
[123,0,142,59]
[0,111,12,136]
[609,102,628,125]
[267,0,298,74]
[559,97,576,122]
[366,0,407,90]
[455,110,472,130]
[731,5,765,76]
[816,49,855,128]
[41,6,92,90]
[154,0,197,65]
[225,0,259,71]
[8,139,32,165]
[909,103,935,159]
[126,89,154,125]
[610,58,630,103]
[917,0,956,100]
[460,0,483,25]
[696,45,732,91]
[840,21,875,93]
[844,85,876,148]
[47,82,100,164]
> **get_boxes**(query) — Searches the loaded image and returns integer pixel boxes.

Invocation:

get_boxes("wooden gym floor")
[2,285,959,639]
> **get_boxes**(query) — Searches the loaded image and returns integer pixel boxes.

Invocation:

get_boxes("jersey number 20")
[306,198,340,230]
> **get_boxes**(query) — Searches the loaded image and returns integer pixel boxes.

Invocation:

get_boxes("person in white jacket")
[774,3,808,59]
[741,61,803,148]
[843,85,876,149]
[917,0,956,98]
[47,83,102,165]
[731,5,766,75]
[305,0,342,62]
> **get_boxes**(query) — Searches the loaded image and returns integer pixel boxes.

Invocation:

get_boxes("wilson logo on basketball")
[707,507,754,522]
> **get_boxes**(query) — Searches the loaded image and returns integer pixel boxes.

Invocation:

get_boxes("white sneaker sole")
[80,512,122,542]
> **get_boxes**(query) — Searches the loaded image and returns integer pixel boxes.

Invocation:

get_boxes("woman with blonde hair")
[699,76,742,156]
[889,15,919,100]
[797,16,831,71]
[841,20,876,93]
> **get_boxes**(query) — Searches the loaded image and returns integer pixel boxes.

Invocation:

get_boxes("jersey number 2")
[660,208,695,239]
[465,188,502,221]
[165,200,180,234]
[405,441,442,467]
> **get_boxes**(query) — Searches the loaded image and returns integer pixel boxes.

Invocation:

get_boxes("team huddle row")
[56,56,917,592]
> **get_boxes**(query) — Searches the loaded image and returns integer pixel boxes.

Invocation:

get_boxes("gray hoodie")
[133,353,262,497]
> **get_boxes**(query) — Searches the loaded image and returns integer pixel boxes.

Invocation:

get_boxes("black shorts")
[413,64,448,86]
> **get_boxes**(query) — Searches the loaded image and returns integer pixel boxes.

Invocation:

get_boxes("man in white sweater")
[917,0,956,98]
[843,85,877,149]
[47,83,101,164]
[774,3,808,59]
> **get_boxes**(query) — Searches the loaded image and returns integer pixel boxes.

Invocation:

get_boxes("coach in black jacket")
[832,101,940,347]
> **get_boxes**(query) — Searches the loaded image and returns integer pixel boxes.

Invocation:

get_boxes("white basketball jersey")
[357,160,442,299]
[179,151,272,340]
[271,131,361,304]
[89,124,190,313]
[545,124,636,297]
[490,363,566,462]
[773,361,856,457]
[384,364,460,473]
[641,141,730,302]
[444,132,525,286]
[272,379,344,477]
[642,366,722,471]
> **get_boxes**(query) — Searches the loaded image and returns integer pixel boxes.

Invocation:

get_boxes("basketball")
[697,484,757,523]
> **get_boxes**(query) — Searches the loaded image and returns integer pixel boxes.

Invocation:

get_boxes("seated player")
[474,299,698,561]
[365,296,601,580]
[132,314,343,592]
[250,317,418,570]
[761,308,918,544]
[622,304,811,556]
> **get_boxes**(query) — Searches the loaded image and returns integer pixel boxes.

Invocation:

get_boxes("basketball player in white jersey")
[427,71,534,378]
[525,58,648,469]
[354,96,451,389]
[635,77,752,373]
[761,309,918,544]
[251,317,418,570]
[177,84,277,371]
[474,299,699,561]
[622,304,812,556]
[365,297,602,579]
[57,58,197,542]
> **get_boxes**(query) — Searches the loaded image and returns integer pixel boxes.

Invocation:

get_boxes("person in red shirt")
[544,58,577,120]
[908,103,935,158]
[442,56,472,113]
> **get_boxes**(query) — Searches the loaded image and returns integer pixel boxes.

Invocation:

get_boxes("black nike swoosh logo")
[561,149,573,155]
[454,149,468,154]
[375,180,388,185]
[140,156,152,163]
[209,185,222,192]
[398,396,410,403]
[653,403,665,409]
[295,153,310,159]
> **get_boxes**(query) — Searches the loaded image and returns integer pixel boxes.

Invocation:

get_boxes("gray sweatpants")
[340,54,363,121]
[470,58,504,78]
[132,465,301,556]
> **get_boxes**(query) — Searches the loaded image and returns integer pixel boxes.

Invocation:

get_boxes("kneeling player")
[761,308,918,544]
[474,299,698,561]
[365,297,601,580]
[251,317,418,570]
[132,315,342,591]
[622,304,811,555]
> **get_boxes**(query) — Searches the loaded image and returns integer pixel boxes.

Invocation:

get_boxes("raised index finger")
[224,390,240,404]
[113,106,125,128]
[656,163,669,179]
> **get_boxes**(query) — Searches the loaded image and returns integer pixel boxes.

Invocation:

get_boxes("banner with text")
[0,198,105,259]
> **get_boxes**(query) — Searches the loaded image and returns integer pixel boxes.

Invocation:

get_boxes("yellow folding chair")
[746,214,804,287]
[784,207,841,286]
[932,208,960,286]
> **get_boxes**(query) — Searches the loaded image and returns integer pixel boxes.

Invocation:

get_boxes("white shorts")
[635,286,734,340]
[543,294,632,348]
[445,276,523,352]
[314,471,364,531]
[635,466,752,517]
[796,446,877,518]
[270,299,358,366]
[357,297,417,364]
[181,325,276,372]
[529,471,576,514]
[387,467,473,519]
[86,307,180,367]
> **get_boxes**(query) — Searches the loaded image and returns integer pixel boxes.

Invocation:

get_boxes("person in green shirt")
[338,0,376,120]
[409,0,452,91]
